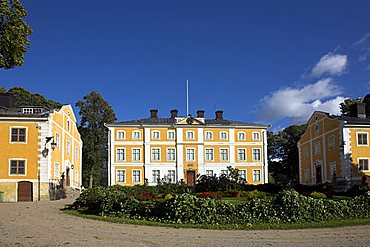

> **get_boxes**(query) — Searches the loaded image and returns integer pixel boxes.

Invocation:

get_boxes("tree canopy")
[76,91,116,188]
[0,0,32,69]
[340,97,363,116]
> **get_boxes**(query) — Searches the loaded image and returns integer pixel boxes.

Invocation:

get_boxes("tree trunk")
[89,173,93,188]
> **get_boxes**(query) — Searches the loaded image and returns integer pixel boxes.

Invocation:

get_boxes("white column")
[263,129,268,184]
[229,129,235,165]
[177,128,184,181]
[197,128,204,174]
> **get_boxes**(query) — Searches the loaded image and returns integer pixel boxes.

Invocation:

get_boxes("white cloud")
[256,78,345,124]
[354,33,370,62]
[311,53,347,77]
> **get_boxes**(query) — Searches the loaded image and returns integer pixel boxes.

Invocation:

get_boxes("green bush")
[240,190,267,199]
[310,191,327,199]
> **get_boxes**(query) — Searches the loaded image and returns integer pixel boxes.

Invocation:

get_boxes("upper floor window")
[10,160,26,175]
[55,133,60,148]
[66,141,71,155]
[205,148,214,161]
[186,148,195,161]
[357,133,368,146]
[117,131,125,140]
[238,132,246,140]
[220,131,228,140]
[328,135,335,149]
[167,131,175,140]
[252,132,260,140]
[252,148,261,161]
[152,148,160,161]
[67,120,71,132]
[220,148,229,161]
[22,108,33,114]
[238,149,246,161]
[132,148,141,161]
[132,131,141,139]
[314,142,320,154]
[359,159,369,171]
[75,147,79,160]
[186,131,195,140]
[11,128,26,142]
[167,148,176,161]
[116,148,125,161]
[205,131,213,140]
[152,131,160,140]
[315,124,319,134]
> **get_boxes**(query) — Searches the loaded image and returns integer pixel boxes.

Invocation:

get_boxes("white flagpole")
[186,79,189,116]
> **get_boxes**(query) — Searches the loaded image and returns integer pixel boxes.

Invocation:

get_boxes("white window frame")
[10,126,28,144]
[167,131,175,140]
[237,148,246,161]
[66,141,71,155]
[132,169,141,183]
[220,148,229,161]
[186,131,195,140]
[221,170,230,176]
[9,159,27,176]
[238,132,246,141]
[205,148,214,161]
[152,170,161,183]
[116,169,126,183]
[253,169,261,182]
[252,148,261,161]
[186,148,195,161]
[117,130,125,140]
[205,170,214,177]
[328,135,335,149]
[167,170,176,183]
[358,158,370,172]
[132,148,141,162]
[205,131,213,140]
[238,170,247,180]
[132,131,141,139]
[357,132,368,146]
[75,147,79,160]
[116,148,125,161]
[151,148,161,161]
[252,132,260,140]
[152,131,160,140]
[54,162,60,179]
[166,148,176,161]
[55,132,60,148]
[314,142,320,154]
[219,131,228,140]
[67,120,71,132]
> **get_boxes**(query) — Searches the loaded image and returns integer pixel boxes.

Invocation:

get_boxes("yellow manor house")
[0,93,82,202]
[106,109,269,186]
[298,102,370,187]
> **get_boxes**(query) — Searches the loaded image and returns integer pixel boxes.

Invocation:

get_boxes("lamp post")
[39,136,57,200]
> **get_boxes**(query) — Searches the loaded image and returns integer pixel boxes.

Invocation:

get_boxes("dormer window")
[186,131,195,140]
[22,108,42,114]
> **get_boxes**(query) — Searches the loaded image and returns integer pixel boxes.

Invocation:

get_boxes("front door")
[316,165,322,184]
[186,170,196,187]
[66,167,70,186]
[18,181,33,202]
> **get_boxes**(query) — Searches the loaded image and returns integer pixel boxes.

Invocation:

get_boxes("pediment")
[176,116,205,125]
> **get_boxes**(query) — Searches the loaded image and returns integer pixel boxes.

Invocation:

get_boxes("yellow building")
[106,109,269,186]
[0,93,82,202]
[298,103,370,187]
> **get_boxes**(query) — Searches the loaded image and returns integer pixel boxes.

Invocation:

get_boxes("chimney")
[215,110,224,120]
[197,110,205,118]
[0,93,16,109]
[356,103,366,119]
[150,109,158,118]
[170,109,178,118]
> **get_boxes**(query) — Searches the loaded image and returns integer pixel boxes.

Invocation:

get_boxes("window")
[221,170,230,176]
[117,131,125,139]
[186,131,194,140]
[252,149,261,161]
[186,148,195,161]
[75,172,79,184]
[357,133,368,146]
[328,135,335,149]
[252,132,260,140]
[152,131,160,139]
[238,132,246,140]
[55,133,60,148]
[67,120,70,132]
[167,131,175,140]
[220,148,229,161]
[66,141,71,155]
[132,131,141,139]
[167,170,176,183]
[54,163,60,179]
[75,147,79,160]
[329,162,336,178]
[359,159,369,171]
[116,148,125,161]
[152,170,160,183]
[220,132,228,140]
[253,170,261,182]
[22,108,33,114]
[304,169,309,180]
[11,128,26,142]
[238,149,246,161]
[10,160,25,175]
[152,148,160,161]
[205,148,214,161]
[116,170,126,182]
[238,170,246,180]
[132,148,141,161]
[315,124,319,134]
[206,170,213,177]
[314,142,320,154]
[205,131,213,140]
[303,146,309,158]
[167,148,176,161]
[132,170,141,183]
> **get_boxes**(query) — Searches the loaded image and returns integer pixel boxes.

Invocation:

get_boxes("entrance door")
[316,165,322,184]
[186,170,196,187]
[18,181,33,202]
[66,167,70,186]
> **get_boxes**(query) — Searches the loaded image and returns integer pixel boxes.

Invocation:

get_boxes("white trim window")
[117,131,125,140]
[328,135,335,149]
[55,132,60,148]
[252,148,261,161]
[10,160,26,175]
[116,148,125,161]
[303,146,309,158]
[220,148,229,161]
[252,132,260,140]
[132,131,141,139]
[221,170,230,176]
[152,148,160,161]
[359,159,369,172]
[167,170,176,183]
[206,170,214,177]
[116,170,126,182]
[314,142,320,154]
[132,170,141,183]
[75,147,79,160]
[186,131,195,140]
[238,132,246,140]
[238,148,246,161]
[238,170,246,180]
[186,148,195,161]
[11,127,26,143]
[152,170,160,183]
[66,141,71,155]
[205,148,214,161]
[253,170,261,182]
[167,131,175,140]
[315,124,319,134]
[220,131,228,140]
[132,148,141,161]
[152,131,160,140]
[167,148,176,161]
[54,163,60,179]
[205,131,213,140]
[357,133,368,146]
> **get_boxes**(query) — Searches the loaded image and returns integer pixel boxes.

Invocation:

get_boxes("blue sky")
[1,0,370,130]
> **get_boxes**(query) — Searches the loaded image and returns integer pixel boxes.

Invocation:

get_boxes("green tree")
[363,94,370,117]
[5,86,61,107]
[268,125,306,186]
[76,91,116,188]
[0,87,5,93]
[0,0,32,69]
[340,97,363,116]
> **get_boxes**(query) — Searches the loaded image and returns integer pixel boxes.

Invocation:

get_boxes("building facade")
[106,109,269,186]
[298,103,370,186]
[0,93,82,202]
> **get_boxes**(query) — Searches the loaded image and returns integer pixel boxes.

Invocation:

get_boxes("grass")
[63,209,370,230]
[221,197,251,204]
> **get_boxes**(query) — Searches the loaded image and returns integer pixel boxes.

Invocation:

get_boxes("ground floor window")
[206,170,213,177]
[116,170,126,182]
[238,170,246,180]
[152,170,160,183]
[133,170,141,183]
[166,170,175,183]
[359,159,369,171]
[253,170,261,182]
[10,160,25,175]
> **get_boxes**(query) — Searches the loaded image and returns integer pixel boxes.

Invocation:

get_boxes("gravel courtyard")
[1,195,370,247]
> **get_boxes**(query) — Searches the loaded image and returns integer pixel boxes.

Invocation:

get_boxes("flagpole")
[186,79,189,116]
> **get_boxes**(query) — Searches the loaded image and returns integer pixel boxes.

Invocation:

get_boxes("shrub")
[310,191,327,199]
[240,190,267,199]
[200,191,223,199]
[138,192,156,201]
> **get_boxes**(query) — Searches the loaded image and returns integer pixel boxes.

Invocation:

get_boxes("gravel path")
[1,195,370,247]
